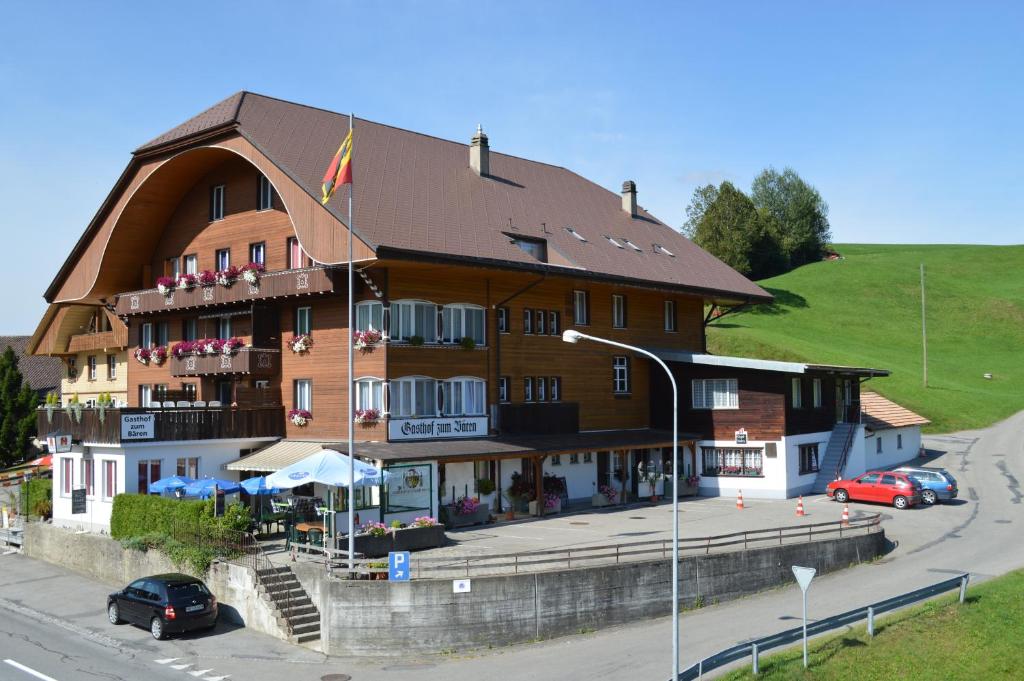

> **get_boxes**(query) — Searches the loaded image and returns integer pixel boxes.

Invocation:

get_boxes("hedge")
[110,494,251,540]
[23,478,51,517]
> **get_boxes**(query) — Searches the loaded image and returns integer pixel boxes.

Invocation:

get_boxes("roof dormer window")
[605,236,624,249]
[509,235,548,262]
[566,227,587,242]
[621,238,642,252]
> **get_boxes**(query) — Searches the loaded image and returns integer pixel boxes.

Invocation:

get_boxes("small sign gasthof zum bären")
[120,413,155,440]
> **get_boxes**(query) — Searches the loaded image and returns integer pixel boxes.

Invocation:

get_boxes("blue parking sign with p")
[389,551,411,581]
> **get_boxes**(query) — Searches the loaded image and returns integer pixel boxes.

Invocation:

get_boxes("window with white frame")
[791,378,803,408]
[569,453,579,464]
[440,377,486,416]
[799,444,819,475]
[138,459,162,495]
[156,321,169,347]
[390,377,437,417]
[536,376,547,401]
[691,379,738,410]
[287,237,311,269]
[295,306,312,335]
[210,185,225,220]
[183,318,198,342]
[442,304,485,345]
[61,458,73,496]
[523,308,533,334]
[524,377,534,402]
[217,316,232,339]
[573,290,589,325]
[535,309,546,335]
[812,378,822,408]
[88,355,97,381]
[584,452,593,463]
[249,241,266,266]
[548,310,560,335]
[107,355,117,380]
[140,323,153,349]
[551,454,562,466]
[355,300,383,333]
[215,248,230,271]
[612,356,630,393]
[612,294,627,328]
[257,174,274,211]
[183,254,198,275]
[550,376,561,401]
[664,300,677,332]
[294,379,312,413]
[176,457,199,479]
[82,458,94,497]
[391,301,438,343]
[497,307,509,333]
[166,257,180,279]
[102,460,117,500]
[355,378,384,413]
[702,447,763,477]
[139,384,152,407]
[499,376,509,402]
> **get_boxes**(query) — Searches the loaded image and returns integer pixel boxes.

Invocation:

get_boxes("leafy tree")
[751,167,831,268]
[682,181,785,280]
[0,346,39,467]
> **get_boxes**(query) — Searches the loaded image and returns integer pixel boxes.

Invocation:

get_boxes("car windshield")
[167,582,210,599]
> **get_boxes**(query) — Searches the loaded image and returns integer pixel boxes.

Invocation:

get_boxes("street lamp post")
[561,329,680,680]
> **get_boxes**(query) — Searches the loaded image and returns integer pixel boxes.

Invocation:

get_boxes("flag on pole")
[321,129,353,204]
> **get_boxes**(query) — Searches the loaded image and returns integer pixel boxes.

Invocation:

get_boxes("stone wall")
[22,522,286,641]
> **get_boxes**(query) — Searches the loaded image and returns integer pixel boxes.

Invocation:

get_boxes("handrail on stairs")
[831,421,859,481]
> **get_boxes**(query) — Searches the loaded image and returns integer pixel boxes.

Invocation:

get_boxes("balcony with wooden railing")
[114,266,341,316]
[36,405,285,445]
[170,347,280,378]
[66,328,128,354]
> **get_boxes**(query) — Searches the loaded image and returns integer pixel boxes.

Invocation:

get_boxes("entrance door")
[835,382,844,423]
[216,380,233,405]
[596,451,610,488]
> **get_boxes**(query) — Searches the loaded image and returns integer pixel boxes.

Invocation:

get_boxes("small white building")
[854,391,930,472]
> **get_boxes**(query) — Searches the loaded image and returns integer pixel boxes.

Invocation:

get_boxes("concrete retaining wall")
[23,523,286,641]
[315,530,886,656]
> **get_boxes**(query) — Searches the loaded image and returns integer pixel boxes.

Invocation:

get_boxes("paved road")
[1,411,1020,681]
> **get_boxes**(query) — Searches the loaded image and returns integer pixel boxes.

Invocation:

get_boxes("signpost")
[388,551,411,581]
[120,414,155,440]
[71,488,87,515]
[46,434,72,453]
[792,565,817,668]
[735,428,748,445]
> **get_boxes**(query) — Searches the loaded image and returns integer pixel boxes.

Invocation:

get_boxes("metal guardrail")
[289,514,882,579]
[676,573,970,680]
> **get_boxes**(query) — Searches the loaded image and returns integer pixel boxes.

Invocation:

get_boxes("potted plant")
[393,515,446,552]
[366,560,389,580]
[216,265,241,287]
[197,270,217,287]
[133,347,151,365]
[150,346,168,366]
[353,521,393,558]
[459,336,476,350]
[506,472,532,514]
[592,484,618,507]
[353,329,382,351]
[289,333,313,354]
[408,335,425,347]
[354,408,380,425]
[288,409,312,427]
[241,262,265,286]
[445,495,490,528]
[176,273,197,291]
[681,474,700,497]
[43,391,59,423]
[155,276,176,296]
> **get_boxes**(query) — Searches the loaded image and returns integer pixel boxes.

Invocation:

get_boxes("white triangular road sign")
[792,565,816,592]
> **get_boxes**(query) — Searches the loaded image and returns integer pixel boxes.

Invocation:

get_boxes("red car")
[826,471,922,509]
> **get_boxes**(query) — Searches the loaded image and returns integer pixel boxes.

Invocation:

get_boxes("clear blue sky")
[1,1,1021,333]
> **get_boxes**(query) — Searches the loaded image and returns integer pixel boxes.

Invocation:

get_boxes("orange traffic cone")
[796,496,805,517]
[736,489,744,510]
[841,503,850,526]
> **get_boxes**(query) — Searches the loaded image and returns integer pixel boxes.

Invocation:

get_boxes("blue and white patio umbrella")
[240,476,281,495]
[265,449,388,489]
[148,475,195,494]
[181,478,241,499]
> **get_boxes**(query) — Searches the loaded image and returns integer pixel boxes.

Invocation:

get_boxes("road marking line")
[154,658,180,665]
[188,670,214,677]
[170,663,193,670]
[203,675,231,681]
[3,659,59,681]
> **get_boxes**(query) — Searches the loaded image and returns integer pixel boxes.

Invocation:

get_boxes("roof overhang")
[651,349,890,377]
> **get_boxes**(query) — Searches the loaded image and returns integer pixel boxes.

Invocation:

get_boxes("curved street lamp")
[561,329,680,680]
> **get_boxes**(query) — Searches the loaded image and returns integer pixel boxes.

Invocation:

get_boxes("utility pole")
[920,264,928,389]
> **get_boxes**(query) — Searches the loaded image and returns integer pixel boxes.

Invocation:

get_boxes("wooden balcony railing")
[170,347,280,378]
[114,266,340,316]
[66,329,127,353]
[498,402,580,435]
[36,406,285,445]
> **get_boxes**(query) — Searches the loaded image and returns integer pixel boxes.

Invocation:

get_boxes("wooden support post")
[619,450,628,504]
[534,456,544,517]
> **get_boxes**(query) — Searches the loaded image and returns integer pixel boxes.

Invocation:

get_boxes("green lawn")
[707,244,1024,433]
[721,569,1024,680]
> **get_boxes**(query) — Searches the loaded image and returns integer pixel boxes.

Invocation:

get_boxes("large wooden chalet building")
[33,92,891,531]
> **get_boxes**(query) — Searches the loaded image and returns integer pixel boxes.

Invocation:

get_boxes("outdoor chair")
[306,528,324,550]
[176,401,191,408]
[192,400,207,407]
[161,401,176,408]
[208,400,222,407]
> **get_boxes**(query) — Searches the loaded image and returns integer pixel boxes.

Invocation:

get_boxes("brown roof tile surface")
[0,336,62,396]
[861,391,930,430]
[136,92,770,301]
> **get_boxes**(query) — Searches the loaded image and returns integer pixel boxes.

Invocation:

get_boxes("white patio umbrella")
[265,449,388,550]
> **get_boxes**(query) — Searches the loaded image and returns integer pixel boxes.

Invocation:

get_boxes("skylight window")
[654,244,675,257]
[621,238,642,252]
[566,227,587,242]
[605,236,624,249]
[509,236,548,262]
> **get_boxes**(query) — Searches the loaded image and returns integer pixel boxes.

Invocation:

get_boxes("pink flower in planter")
[197,270,217,287]
[155,276,176,296]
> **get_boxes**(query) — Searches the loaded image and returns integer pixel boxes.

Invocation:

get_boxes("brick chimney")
[621,180,637,217]
[470,124,489,176]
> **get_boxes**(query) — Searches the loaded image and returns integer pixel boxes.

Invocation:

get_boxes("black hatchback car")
[107,573,218,639]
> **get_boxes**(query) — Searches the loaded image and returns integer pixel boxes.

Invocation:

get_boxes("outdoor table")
[259,511,288,535]
[295,521,325,533]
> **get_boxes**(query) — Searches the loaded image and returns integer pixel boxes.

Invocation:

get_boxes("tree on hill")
[682,181,786,280]
[751,167,831,269]
[0,346,39,467]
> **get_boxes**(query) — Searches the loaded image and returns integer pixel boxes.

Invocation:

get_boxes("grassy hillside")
[707,244,1024,433]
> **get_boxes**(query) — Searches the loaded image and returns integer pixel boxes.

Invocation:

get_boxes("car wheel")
[151,617,166,640]
[922,490,937,505]
[893,495,908,510]
[107,602,122,625]
[834,489,849,503]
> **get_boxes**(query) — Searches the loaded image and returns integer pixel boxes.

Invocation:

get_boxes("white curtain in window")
[392,301,438,342]
[355,302,383,332]
[356,379,383,411]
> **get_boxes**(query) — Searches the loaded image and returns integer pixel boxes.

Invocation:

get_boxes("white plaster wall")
[782,431,833,498]
[842,425,868,478]
[696,438,788,500]
[439,461,477,506]
[864,426,922,472]
[544,455,598,501]
[52,445,124,533]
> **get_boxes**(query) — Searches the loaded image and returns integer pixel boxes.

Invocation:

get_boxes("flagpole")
[347,112,356,574]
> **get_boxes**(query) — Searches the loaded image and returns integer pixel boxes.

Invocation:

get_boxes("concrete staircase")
[255,565,321,645]
[811,422,858,493]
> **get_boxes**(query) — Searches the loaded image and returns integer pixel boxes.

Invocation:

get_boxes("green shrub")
[110,494,210,539]
[23,479,51,517]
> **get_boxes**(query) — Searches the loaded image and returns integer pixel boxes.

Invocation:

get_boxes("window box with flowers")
[354,408,380,426]
[176,273,197,291]
[528,493,561,515]
[393,516,446,552]
[443,495,491,528]
[216,265,241,287]
[353,521,393,558]
[353,329,382,351]
[289,334,313,354]
[156,276,176,297]
[288,409,312,427]
[592,484,620,507]
[241,262,265,286]
[679,474,701,497]
[197,270,218,287]
[134,346,167,366]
